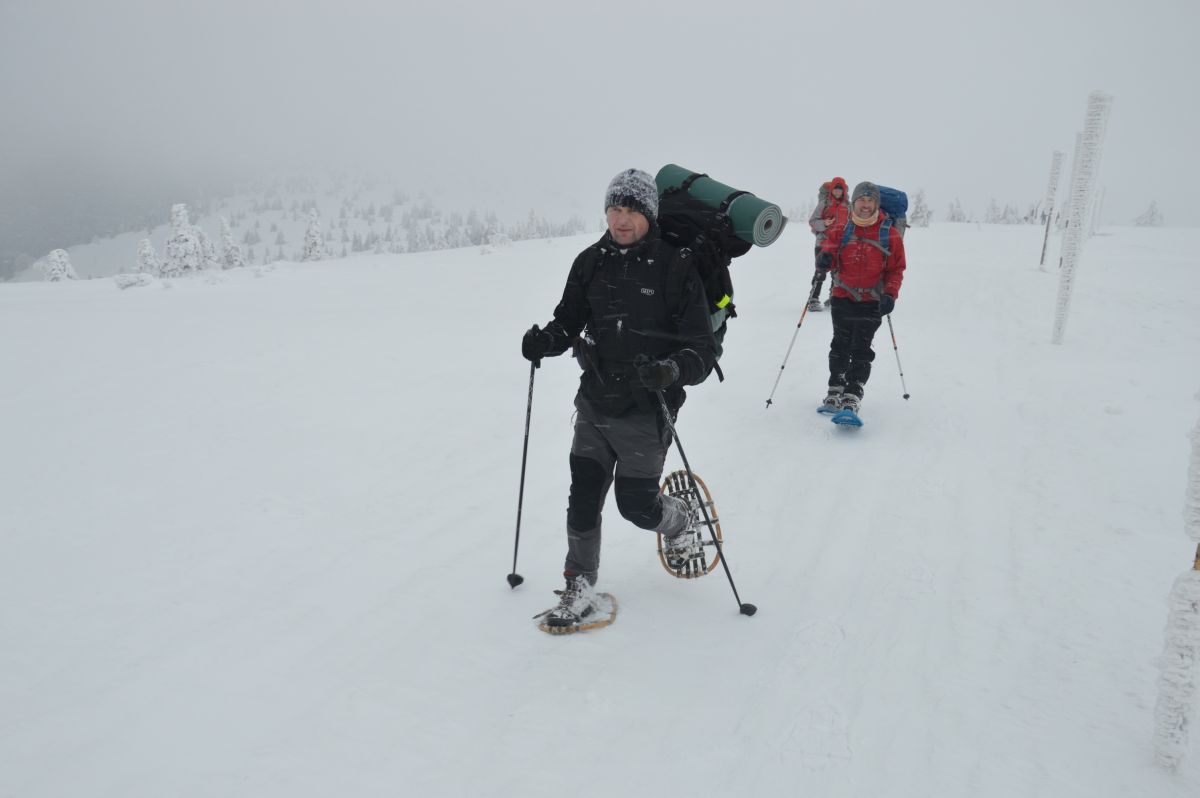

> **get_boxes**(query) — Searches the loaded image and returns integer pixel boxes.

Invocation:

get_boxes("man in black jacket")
[521,168,717,630]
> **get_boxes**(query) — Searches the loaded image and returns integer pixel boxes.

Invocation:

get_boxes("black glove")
[815,251,833,272]
[521,324,552,362]
[637,358,680,391]
[878,294,895,316]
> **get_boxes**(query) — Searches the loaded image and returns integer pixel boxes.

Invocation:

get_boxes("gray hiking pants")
[564,400,689,584]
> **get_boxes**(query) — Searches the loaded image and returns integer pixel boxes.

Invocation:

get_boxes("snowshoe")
[657,469,723,579]
[534,575,618,635]
[830,393,863,427]
[830,407,864,427]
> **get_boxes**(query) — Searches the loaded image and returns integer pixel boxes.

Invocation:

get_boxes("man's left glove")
[815,251,833,272]
[637,358,680,391]
[878,294,895,316]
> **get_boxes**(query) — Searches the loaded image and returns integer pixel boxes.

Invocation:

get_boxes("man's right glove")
[637,358,680,391]
[878,294,895,316]
[521,324,553,362]
[815,251,833,272]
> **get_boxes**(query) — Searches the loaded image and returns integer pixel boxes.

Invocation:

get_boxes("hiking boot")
[818,386,844,414]
[839,392,861,413]
[543,573,599,629]
[807,297,825,312]
[663,529,701,572]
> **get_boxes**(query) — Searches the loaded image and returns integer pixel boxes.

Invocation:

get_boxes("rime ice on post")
[1038,151,1063,269]
[1052,91,1112,344]
[1154,421,1200,770]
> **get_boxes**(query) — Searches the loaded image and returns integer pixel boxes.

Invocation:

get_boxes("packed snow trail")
[1,225,1197,796]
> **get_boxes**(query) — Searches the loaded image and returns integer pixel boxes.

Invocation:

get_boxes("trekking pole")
[764,303,811,409]
[656,391,757,617]
[885,315,910,400]
[507,360,539,588]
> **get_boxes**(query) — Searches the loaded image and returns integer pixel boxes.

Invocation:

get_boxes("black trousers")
[828,297,882,396]
[563,398,689,584]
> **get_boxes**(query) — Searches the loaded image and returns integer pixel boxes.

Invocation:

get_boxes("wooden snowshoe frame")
[657,469,723,579]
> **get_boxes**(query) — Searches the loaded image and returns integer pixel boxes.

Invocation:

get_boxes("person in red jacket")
[815,181,906,414]
[805,176,850,312]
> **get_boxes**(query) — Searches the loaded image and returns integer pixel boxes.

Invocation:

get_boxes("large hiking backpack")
[656,184,752,324]
[877,185,909,237]
[816,181,831,207]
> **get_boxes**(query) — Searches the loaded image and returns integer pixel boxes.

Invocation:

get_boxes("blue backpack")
[878,185,908,220]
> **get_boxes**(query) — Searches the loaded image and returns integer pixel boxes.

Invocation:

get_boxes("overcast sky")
[2,0,1197,238]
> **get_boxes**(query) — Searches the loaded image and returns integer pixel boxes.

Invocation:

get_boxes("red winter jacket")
[820,211,906,302]
[808,177,851,240]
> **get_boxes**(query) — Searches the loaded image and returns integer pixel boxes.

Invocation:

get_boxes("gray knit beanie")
[604,168,659,220]
[851,181,881,204]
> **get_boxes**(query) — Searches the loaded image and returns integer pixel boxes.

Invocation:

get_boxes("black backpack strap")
[718,190,749,213]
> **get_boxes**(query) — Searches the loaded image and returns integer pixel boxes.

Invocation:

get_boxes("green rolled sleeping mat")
[655,164,787,247]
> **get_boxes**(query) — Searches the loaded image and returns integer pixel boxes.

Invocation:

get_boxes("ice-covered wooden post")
[1154,421,1200,769]
[1051,91,1112,345]
[1090,186,1107,237]
[1038,150,1064,269]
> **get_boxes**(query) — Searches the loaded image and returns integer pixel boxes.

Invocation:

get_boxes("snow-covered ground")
[2,222,1197,797]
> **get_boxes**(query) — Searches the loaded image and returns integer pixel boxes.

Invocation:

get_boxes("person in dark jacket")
[521,168,717,630]
[815,181,906,415]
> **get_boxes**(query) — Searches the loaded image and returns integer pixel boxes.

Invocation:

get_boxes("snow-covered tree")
[220,217,245,270]
[1134,201,1163,227]
[195,227,220,270]
[909,190,932,227]
[163,204,203,277]
[945,198,967,223]
[39,249,78,281]
[302,209,324,262]
[136,238,161,275]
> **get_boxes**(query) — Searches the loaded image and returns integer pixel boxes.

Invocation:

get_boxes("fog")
[2,0,1197,271]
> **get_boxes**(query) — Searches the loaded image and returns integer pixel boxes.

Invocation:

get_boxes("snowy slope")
[1,224,1198,797]
[10,178,595,282]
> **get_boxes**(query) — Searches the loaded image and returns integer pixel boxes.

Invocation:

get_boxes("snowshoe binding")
[817,387,844,415]
[830,393,864,427]
[657,469,723,579]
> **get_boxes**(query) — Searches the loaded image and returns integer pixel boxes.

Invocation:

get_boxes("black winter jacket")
[541,228,717,417]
